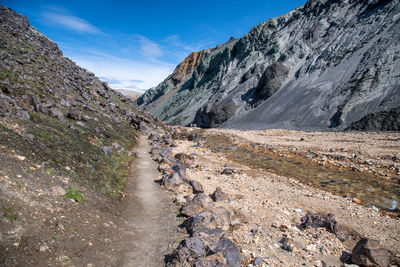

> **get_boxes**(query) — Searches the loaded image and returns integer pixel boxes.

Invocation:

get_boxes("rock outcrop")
[137,0,400,131]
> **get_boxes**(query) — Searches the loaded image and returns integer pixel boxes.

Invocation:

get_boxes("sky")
[3,0,305,91]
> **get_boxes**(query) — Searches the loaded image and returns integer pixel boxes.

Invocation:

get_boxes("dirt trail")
[118,135,177,266]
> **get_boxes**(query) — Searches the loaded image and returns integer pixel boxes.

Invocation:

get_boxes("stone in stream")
[351,238,390,267]
[211,187,229,202]
[190,180,204,194]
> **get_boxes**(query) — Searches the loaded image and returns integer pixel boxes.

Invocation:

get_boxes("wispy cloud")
[136,35,163,59]
[41,7,100,34]
[165,34,214,52]
[62,46,174,91]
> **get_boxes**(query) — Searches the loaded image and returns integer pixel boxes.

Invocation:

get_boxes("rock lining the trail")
[148,127,241,266]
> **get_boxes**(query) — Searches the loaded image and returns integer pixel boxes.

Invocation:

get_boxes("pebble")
[254,257,264,266]
[15,155,26,161]
[294,208,302,213]
[39,243,49,252]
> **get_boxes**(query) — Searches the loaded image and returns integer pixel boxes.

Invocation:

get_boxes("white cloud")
[137,35,163,59]
[42,9,100,34]
[165,34,214,52]
[65,50,174,91]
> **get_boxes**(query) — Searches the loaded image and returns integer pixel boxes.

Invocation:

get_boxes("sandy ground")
[170,129,400,266]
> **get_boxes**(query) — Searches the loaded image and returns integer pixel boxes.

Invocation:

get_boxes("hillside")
[116,88,143,100]
[137,0,400,131]
[0,5,164,265]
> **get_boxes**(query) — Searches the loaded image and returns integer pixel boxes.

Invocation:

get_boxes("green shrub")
[66,187,85,202]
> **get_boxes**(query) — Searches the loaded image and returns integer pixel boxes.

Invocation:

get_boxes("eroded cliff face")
[137,0,400,131]
[136,50,209,116]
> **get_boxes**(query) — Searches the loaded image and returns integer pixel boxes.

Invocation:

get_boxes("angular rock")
[184,207,231,234]
[351,238,390,267]
[49,107,65,121]
[211,187,229,202]
[190,180,204,194]
[184,237,207,258]
[102,146,112,157]
[208,238,241,267]
[162,172,182,188]
[181,193,210,217]
[172,164,187,180]
[300,212,348,240]
[67,110,84,121]
[221,167,236,175]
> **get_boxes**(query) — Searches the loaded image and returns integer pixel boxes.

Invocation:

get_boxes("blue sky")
[3,0,305,91]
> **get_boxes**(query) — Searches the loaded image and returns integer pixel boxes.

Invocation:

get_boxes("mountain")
[116,89,143,100]
[137,0,400,131]
[0,5,160,197]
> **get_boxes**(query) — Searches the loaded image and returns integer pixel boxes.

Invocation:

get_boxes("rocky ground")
[152,127,400,266]
[210,128,400,182]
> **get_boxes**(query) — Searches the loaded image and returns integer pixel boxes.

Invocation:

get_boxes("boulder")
[49,107,65,121]
[184,237,207,258]
[351,238,390,267]
[184,207,231,234]
[211,187,229,202]
[190,180,204,194]
[172,164,187,180]
[181,193,210,217]
[67,110,84,121]
[162,173,182,188]
[300,212,348,240]
[208,238,241,267]
[221,167,236,175]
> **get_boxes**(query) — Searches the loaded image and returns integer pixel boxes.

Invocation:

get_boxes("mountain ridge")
[137,0,400,131]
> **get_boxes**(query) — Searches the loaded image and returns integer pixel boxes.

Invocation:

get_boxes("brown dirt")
[0,135,179,266]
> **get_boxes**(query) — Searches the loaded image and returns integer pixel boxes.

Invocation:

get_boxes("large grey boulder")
[351,238,391,267]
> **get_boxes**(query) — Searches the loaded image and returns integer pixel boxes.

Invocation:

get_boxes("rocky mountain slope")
[0,5,163,265]
[137,0,400,131]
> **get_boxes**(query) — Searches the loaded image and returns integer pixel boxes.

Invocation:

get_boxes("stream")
[204,134,400,215]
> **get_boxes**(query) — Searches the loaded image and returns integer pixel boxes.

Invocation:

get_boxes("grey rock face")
[137,0,400,131]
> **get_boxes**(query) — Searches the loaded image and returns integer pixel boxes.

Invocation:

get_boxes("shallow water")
[205,134,400,214]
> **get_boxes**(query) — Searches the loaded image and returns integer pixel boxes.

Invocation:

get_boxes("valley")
[0,0,399,266]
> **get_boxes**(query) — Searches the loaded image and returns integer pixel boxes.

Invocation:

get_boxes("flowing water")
[205,134,400,215]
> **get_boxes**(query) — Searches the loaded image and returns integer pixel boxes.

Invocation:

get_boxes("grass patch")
[101,153,132,198]
[3,207,18,221]
[66,187,85,202]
